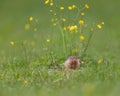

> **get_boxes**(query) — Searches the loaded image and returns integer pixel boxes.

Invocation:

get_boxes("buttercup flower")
[63,27,67,31]
[50,2,54,6]
[60,6,64,10]
[74,25,77,29]
[29,16,33,21]
[53,23,57,26]
[80,35,85,40]
[68,6,73,10]
[85,4,89,9]
[69,26,75,31]
[81,12,85,16]
[24,80,28,85]
[45,0,49,4]
[54,13,57,16]
[79,20,85,25]
[49,10,53,12]
[10,41,15,46]
[25,24,30,30]
[61,18,66,22]
[72,48,78,53]
[69,25,77,31]
[97,24,102,29]
[68,5,76,10]
[72,5,76,9]
[98,59,103,64]
[46,38,51,43]
[102,21,105,25]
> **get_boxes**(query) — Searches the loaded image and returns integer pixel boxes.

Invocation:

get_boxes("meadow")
[0,0,120,96]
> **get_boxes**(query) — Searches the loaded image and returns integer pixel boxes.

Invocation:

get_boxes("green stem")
[21,42,28,63]
[75,7,85,21]
[83,32,93,55]
[58,24,66,54]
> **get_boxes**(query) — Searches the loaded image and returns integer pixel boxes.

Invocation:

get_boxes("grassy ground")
[0,0,120,96]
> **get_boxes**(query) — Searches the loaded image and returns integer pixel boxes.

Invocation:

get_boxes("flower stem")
[58,24,66,54]
[83,32,93,56]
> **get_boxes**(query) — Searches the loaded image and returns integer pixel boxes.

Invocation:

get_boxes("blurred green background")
[0,0,120,61]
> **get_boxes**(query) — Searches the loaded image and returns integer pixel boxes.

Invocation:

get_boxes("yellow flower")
[97,24,102,29]
[46,38,50,43]
[72,48,78,53]
[61,18,66,22]
[102,21,105,25]
[45,0,49,4]
[79,20,85,25]
[63,27,67,31]
[68,6,73,10]
[60,6,64,10]
[98,59,103,64]
[80,35,85,40]
[25,24,30,30]
[69,25,77,31]
[54,13,57,16]
[81,12,85,16]
[29,16,33,21]
[69,26,75,31]
[74,25,78,29]
[50,2,54,6]
[53,23,57,26]
[49,10,53,12]
[85,4,89,9]
[72,5,76,9]
[68,5,76,10]
[24,80,28,85]
[10,41,14,46]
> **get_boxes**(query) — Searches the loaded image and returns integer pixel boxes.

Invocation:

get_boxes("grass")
[0,0,120,96]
